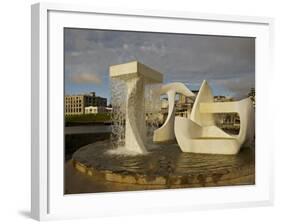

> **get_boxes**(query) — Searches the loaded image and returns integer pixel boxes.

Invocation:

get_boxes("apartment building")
[65,92,107,115]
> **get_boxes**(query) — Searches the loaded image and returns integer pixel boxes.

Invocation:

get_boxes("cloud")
[64,28,255,98]
[70,51,82,57]
[71,72,102,85]
[211,75,254,98]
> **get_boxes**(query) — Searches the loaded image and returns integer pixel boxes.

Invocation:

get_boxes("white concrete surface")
[175,80,254,154]
[153,82,194,142]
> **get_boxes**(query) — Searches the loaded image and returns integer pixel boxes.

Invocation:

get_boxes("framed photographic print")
[31,2,274,221]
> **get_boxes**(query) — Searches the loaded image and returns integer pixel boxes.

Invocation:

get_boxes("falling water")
[144,83,162,141]
[110,78,127,148]
[109,79,162,153]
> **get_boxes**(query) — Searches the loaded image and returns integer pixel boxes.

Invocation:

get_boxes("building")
[85,106,106,114]
[159,90,240,132]
[65,92,107,115]
[94,96,107,107]
[161,98,169,109]
[65,94,89,115]
[105,106,113,113]
[214,95,233,102]
[212,96,241,131]
[175,93,196,118]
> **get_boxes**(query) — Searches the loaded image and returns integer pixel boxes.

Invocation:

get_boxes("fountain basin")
[72,140,255,186]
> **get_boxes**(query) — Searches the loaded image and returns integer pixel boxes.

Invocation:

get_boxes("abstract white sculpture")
[110,61,163,154]
[174,80,254,154]
[153,83,194,142]
[109,61,253,155]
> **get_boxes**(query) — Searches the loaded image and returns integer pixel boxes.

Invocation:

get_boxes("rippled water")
[73,139,255,180]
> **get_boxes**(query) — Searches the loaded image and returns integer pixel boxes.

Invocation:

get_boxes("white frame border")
[31,2,274,221]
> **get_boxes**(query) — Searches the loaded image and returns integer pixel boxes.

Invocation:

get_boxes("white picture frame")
[31,2,274,221]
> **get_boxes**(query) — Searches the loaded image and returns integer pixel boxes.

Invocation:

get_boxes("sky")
[64,28,255,102]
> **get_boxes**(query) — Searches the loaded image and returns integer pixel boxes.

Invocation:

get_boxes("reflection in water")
[73,139,255,185]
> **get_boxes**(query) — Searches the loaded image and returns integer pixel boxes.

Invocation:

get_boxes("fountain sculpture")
[109,61,163,154]
[109,61,254,155]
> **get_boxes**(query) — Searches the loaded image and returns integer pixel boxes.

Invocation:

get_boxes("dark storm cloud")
[64,28,255,98]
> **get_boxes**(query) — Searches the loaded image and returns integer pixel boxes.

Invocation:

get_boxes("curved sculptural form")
[110,61,163,154]
[153,83,194,142]
[174,80,254,155]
